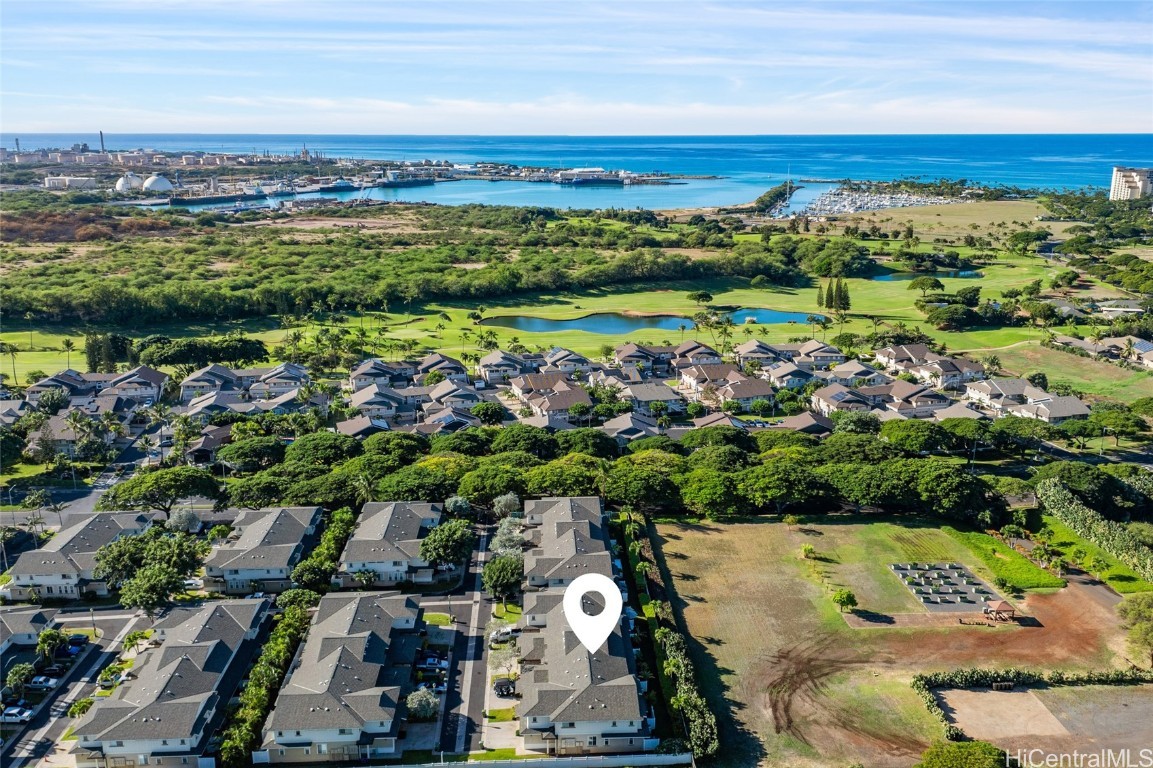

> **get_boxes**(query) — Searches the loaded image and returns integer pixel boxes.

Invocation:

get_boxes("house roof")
[267,592,419,734]
[74,600,266,745]
[11,513,151,577]
[205,507,320,573]
[335,415,391,438]
[340,502,441,566]
[0,606,58,639]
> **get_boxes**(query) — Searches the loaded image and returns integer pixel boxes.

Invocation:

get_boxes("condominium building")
[1110,167,1153,201]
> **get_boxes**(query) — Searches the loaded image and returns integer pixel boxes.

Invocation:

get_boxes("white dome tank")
[142,174,174,192]
[114,172,143,192]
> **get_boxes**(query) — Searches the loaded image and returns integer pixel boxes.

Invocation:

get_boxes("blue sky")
[1,1,1151,134]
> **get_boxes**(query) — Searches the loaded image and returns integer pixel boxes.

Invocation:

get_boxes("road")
[2,611,143,768]
[4,429,156,527]
[426,524,491,755]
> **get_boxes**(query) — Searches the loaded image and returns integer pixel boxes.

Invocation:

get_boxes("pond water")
[869,270,982,282]
[480,308,824,335]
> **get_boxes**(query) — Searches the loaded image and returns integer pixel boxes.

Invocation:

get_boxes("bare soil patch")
[655,518,1125,768]
[938,689,1069,740]
[829,200,1082,238]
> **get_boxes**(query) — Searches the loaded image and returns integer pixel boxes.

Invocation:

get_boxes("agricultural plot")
[654,517,1125,768]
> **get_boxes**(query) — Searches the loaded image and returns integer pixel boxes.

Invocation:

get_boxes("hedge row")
[218,605,313,767]
[289,506,358,591]
[910,666,1153,741]
[656,629,720,758]
[1037,479,1153,582]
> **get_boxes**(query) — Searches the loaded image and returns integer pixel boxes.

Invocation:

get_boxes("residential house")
[426,380,484,410]
[679,364,742,394]
[518,600,650,755]
[348,359,415,391]
[763,362,814,390]
[810,384,872,417]
[617,383,686,416]
[348,384,408,419]
[772,412,835,437]
[690,412,747,429]
[670,340,722,368]
[476,350,544,384]
[965,378,1046,413]
[25,366,167,405]
[814,360,890,387]
[1008,396,1090,424]
[259,592,421,763]
[66,600,269,768]
[613,343,677,373]
[542,347,592,375]
[335,415,391,439]
[513,376,592,423]
[523,497,612,591]
[336,502,442,587]
[600,412,662,448]
[791,340,846,371]
[203,507,321,595]
[0,606,59,655]
[714,377,776,411]
[185,423,233,465]
[0,398,29,427]
[179,363,309,403]
[733,339,782,368]
[415,353,469,384]
[410,406,482,435]
[873,344,983,389]
[179,364,243,403]
[184,388,328,423]
[858,380,953,418]
[0,513,152,601]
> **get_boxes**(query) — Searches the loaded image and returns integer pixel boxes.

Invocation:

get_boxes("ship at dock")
[551,167,627,186]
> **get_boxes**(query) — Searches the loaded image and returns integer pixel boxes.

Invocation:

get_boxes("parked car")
[493,680,515,697]
[40,665,66,677]
[489,627,521,646]
[97,673,122,690]
[418,680,448,694]
[68,634,90,646]
[183,578,203,590]
[1,706,33,724]
[54,644,81,659]
[26,676,59,690]
[416,657,449,672]
[244,592,266,599]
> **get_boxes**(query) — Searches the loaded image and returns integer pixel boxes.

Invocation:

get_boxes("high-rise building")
[1110,167,1153,200]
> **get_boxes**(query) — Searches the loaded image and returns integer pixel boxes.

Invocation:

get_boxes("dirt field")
[654,518,1126,768]
[828,200,1082,239]
[942,684,1153,758]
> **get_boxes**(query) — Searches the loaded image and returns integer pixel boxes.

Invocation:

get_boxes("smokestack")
[99,131,105,153]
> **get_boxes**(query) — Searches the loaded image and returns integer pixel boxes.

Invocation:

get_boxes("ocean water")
[5,133,1151,209]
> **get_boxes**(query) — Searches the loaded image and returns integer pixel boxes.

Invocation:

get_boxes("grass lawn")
[485,706,516,722]
[423,612,452,627]
[942,527,1066,591]
[492,603,522,622]
[992,343,1153,401]
[1043,515,1153,594]
[653,516,1122,768]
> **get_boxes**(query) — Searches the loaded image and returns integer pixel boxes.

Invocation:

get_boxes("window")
[588,737,596,746]
[294,731,301,737]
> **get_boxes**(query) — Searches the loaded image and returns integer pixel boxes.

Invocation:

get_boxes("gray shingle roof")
[205,507,319,573]
[340,502,441,566]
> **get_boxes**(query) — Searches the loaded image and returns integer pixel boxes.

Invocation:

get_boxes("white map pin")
[563,573,623,654]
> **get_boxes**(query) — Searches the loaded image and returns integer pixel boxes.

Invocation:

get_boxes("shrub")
[1038,479,1153,583]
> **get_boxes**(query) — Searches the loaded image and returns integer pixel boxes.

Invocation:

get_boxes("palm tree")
[1124,337,1137,362]
[678,323,688,343]
[61,339,76,368]
[352,474,376,506]
[0,341,17,385]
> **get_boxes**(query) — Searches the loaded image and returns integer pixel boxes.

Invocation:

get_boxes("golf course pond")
[869,270,982,281]
[480,308,825,335]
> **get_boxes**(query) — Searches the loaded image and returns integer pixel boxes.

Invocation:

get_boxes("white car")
[26,676,59,690]
[1,706,33,723]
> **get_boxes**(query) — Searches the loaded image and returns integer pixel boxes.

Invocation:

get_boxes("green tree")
[606,463,679,511]
[36,628,69,661]
[216,436,287,472]
[98,466,222,519]
[1117,592,1153,666]
[6,663,36,695]
[908,276,945,297]
[122,630,150,654]
[457,465,526,506]
[685,401,706,419]
[419,519,476,570]
[832,411,881,435]
[831,589,857,612]
[119,564,184,619]
[555,428,618,459]
[290,559,334,592]
[492,492,522,519]
[913,741,1007,768]
[407,687,440,721]
[283,431,362,466]
[880,419,947,454]
[490,423,559,459]
[742,460,824,514]
[471,401,506,426]
[678,469,743,519]
[68,698,94,718]
[687,290,714,306]
[482,554,523,610]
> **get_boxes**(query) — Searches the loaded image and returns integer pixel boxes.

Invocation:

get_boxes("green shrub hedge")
[1038,479,1153,583]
